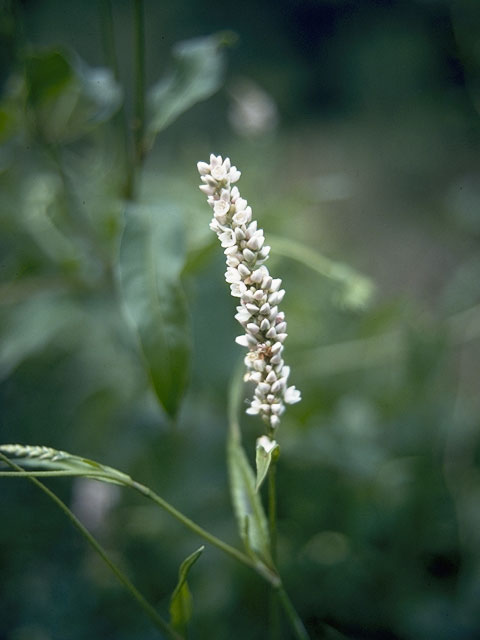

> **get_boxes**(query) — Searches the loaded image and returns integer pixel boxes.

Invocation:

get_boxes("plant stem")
[268,457,280,639]
[276,586,310,640]
[129,478,280,586]
[0,453,181,640]
[133,0,146,169]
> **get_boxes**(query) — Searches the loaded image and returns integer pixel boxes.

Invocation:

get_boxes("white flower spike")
[198,154,301,432]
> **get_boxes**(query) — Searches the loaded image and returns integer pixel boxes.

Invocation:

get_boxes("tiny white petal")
[230,282,247,297]
[243,248,256,262]
[237,263,251,277]
[197,161,210,175]
[271,403,284,416]
[266,371,277,384]
[270,279,282,292]
[246,322,260,334]
[246,334,259,347]
[266,327,277,339]
[256,435,278,454]
[270,415,281,429]
[235,335,249,347]
[235,309,251,323]
[225,267,241,283]
[247,233,265,251]
[284,386,301,404]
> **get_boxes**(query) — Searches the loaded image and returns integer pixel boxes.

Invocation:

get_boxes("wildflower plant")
[0,4,376,638]
[198,154,301,446]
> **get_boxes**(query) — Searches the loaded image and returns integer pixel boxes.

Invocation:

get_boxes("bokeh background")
[1,0,480,638]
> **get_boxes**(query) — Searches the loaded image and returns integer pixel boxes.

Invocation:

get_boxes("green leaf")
[0,444,131,486]
[269,234,375,310]
[24,48,122,143]
[118,203,191,419]
[227,368,271,564]
[147,33,231,140]
[169,546,204,634]
[255,437,279,492]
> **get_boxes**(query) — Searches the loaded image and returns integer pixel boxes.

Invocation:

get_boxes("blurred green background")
[1,0,480,638]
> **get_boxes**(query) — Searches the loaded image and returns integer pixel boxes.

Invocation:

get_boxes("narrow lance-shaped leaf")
[169,546,204,634]
[0,444,131,486]
[118,203,191,419]
[227,367,272,564]
[146,33,232,144]
[269,234,375,310]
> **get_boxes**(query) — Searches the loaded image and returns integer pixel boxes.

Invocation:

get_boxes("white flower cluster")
[198,154,301,431]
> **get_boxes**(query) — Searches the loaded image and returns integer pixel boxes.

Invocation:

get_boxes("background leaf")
[24,48,122,142]
[169,546,204,634]
[118,203,191,419]
[146,33,229,140]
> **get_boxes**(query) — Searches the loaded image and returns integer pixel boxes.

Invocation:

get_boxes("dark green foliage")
[1,1,480,639]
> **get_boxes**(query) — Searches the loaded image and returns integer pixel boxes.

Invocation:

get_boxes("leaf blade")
[146,33,230,140]
[118,203,191,419]
[227,367,272,564]
[0,444,131,486]
[169,546,204,634]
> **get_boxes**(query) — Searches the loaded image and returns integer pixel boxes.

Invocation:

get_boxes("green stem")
[129,478,280,586]
[133,0,146,169]
[0,465,279,587]
[0,453,181,640]
[99,0,134,199]
[268,456,278,564]
[268,457,280,639]
[276,586,310,640]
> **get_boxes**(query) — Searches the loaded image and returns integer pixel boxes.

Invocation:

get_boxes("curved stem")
[128,478,280,586]
[0,453,181,640]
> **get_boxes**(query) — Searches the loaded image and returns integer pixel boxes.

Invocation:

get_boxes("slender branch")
[0,453,181,640]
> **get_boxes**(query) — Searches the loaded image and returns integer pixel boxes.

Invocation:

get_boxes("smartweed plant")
[0,3,374,638]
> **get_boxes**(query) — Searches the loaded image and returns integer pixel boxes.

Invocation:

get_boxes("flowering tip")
[197,153,301,432]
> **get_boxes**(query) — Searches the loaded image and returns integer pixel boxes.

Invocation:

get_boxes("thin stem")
[99,0,135,199]
[99,0,119,79]
[0,464,279,586]
[0,453,181,640]
[129,478,280,586]
[268,457,280,639]
[268,457,278,564]
[133,0,146,169]
[276,586,310,640]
